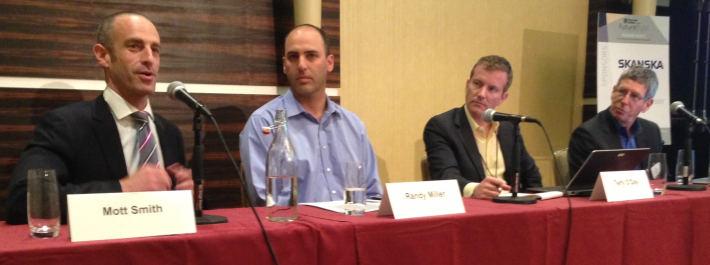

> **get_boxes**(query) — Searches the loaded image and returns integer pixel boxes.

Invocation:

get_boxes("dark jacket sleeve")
[567,125,596,178]
[645,120,664,151]
[5,111,122,225]
[156,115,187,167]
[423,116,470,192]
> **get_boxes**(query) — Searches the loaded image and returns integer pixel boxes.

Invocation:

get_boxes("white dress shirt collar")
[103,87,155,121]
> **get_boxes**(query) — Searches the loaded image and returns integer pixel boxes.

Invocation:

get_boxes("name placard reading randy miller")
[67,190,196,242]
[378,179,465,219]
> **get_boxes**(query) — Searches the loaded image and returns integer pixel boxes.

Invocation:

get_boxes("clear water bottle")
[265,110,298,222]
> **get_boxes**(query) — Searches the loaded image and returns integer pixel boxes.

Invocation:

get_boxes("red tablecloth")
[2,188,710,265]
[301,188,710,265]
[0,208,321,265]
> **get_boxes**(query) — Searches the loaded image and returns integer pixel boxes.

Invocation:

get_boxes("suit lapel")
[604,130,622,149]
[154,116,170,166]
[634,124,651,149]
[91,95,128,179]
[600,109,623,149]
[455,107,485,179]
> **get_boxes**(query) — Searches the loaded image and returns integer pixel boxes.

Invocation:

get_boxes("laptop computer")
[527,148,650,196]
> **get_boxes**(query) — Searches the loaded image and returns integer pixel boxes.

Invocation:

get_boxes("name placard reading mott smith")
[67,190,196,242]
[378,179,465,219]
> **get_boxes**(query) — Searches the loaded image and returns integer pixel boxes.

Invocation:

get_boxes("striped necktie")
[131,111,159,166]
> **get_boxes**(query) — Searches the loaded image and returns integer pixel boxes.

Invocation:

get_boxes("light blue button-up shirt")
[240,90,382,205]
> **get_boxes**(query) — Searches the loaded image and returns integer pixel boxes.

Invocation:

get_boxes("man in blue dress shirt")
[568,65,663,177]
[239,24,382,205]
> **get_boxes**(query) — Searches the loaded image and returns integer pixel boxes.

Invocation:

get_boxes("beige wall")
[340,0,589,185]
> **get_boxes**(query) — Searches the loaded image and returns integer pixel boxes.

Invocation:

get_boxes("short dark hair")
[285,24,330,55]
[96,11,147,53]
[471,55,513,92]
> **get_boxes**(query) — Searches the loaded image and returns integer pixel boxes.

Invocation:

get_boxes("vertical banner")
[597,13,671,144]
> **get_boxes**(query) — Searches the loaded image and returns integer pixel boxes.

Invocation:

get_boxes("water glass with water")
[646,153,667,195]
[27,169,60,238]
[675,150,695,184]
[344,162,366,216]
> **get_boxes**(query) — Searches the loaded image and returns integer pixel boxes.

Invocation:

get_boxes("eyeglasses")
[613,87,648,103]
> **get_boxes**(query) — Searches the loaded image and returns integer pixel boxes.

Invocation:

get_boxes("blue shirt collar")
[609,108,642,138]
[283,90,339,119]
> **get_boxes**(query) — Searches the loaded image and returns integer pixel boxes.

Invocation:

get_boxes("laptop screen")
[566,148,650,190]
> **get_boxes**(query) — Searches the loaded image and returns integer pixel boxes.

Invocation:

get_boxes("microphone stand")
[692,0,706,113]
[702,0,710,125]
[193,110,229,224]
[666,119,707,191]
[493,122,537,204]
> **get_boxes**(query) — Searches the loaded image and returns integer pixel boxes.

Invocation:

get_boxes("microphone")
[167,81,213,117]
[670,101,705,125]
[482,109,539,124]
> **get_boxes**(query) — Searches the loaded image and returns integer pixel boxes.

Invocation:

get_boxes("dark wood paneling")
[0,0,340,87]
[0,87,340,221]
[582,104,598,122]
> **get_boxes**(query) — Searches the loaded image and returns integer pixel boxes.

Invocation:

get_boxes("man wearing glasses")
[568,65,663,176]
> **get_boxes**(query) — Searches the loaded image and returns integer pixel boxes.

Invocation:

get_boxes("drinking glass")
[675,150,695,184]
[646,153,667,195]
[27,169,60,238]
[344,162,366,216]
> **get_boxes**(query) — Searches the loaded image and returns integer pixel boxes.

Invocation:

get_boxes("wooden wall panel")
[0,0,340,87]
[0,87,340,221]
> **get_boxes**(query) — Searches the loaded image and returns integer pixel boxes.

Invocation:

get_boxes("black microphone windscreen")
[482,109,495,124]
[167,81,185,100]
[670,101,684,115]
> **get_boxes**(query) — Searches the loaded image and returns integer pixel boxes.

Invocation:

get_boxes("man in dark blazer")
[568,66,663,177]
[5,12,193,224]
[424,56,542,200]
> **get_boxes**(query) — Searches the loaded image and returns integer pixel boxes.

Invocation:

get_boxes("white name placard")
[590,170,654,202]
[377,179,465,219]
[67,190,196,242]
